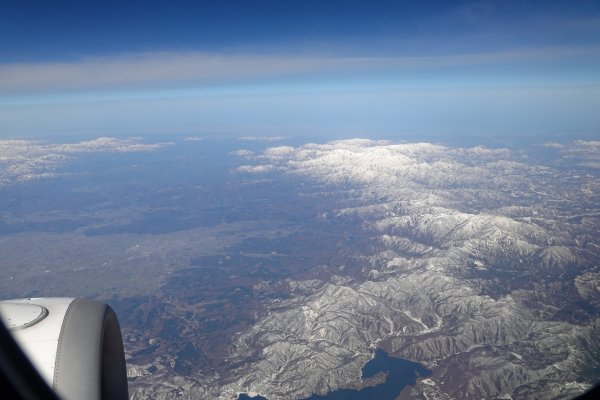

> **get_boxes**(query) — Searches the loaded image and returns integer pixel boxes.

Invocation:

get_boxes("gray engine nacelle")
[0,297,128,400]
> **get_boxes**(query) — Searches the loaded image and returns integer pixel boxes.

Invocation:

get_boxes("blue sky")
[1,0,599,140]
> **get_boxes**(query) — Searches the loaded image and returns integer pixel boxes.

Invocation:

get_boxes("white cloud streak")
[230,149,254,157]
[238,136,288,142]
[1,47,598,94]
[235,165,276,174]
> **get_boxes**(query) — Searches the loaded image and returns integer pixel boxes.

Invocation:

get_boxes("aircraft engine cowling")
[0,297,128,400]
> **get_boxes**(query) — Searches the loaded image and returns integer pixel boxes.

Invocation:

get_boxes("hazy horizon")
[1,0,599,139]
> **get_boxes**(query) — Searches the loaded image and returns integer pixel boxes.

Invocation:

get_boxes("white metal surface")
[0,302,47,330]
[0,297,76,386]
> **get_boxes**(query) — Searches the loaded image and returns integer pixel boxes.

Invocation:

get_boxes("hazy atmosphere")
[1,0,600,139]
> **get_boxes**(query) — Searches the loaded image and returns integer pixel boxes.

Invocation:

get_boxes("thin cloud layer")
[1,47,598,94]
[230,149,254,157]
[184,136,203,142]
[238,136,288,142]
[235,165,275,174]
